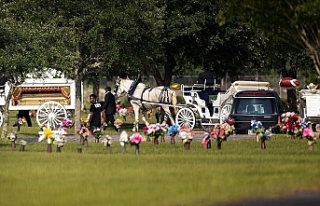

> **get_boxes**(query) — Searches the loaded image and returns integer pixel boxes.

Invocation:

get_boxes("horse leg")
[161,106,175,126]
[132,104,140,132]
[141,109,149,126]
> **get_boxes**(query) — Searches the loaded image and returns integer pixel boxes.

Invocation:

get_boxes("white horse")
[114,77,178,132]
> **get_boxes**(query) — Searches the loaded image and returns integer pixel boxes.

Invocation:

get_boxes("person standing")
[87,94,102,133]
[102,86,118,131]
[13,110,32,127]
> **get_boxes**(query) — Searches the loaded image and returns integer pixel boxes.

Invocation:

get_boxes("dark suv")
[229,90,287,134]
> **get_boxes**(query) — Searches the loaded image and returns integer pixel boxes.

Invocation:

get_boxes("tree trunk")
[1,83,14,138]
[92,77,100,101]
[74,68,82,135]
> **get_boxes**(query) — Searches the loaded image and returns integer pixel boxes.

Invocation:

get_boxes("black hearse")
[229,90,287,134]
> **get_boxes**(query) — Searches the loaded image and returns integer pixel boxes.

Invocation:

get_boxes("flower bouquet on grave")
[57,118,73,130]
[114,118,123,130]
[93,127,102,143]
[54,132,67,153]
[221,117,235,140]
[145,123,167,144]
[76,119,91,147]
[7,131,18,148]
[101,135,112,153]
[130,132,143,154]
[202,132,211,149]
[251,120,271,149]
[168,124,179,144]
[179,126,194,150]
[210,124,226,150]
[281,112,302,139]
[38,126,54,153]
[118,108,127,121]
[19,140,27,152]
[302,123,317,150]
[119,131,129,153]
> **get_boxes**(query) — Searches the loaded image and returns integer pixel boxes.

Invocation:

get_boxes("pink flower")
[303,127,313,138]
[130,133,143,145]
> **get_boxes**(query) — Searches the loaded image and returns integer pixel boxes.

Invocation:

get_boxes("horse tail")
[171,90,178,115]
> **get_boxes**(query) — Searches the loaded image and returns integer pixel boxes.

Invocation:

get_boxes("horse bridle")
[114,78,126,99]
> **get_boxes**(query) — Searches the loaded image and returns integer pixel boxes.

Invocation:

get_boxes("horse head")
[114,77,127,99]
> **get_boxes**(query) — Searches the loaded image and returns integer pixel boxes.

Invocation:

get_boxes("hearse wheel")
[36,101,67,128]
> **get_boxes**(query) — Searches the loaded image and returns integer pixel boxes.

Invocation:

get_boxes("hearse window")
[235,98,275,114]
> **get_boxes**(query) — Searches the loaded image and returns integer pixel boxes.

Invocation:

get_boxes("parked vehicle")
[229,90,287,134]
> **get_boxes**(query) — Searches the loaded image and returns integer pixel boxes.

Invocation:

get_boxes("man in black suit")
[102,86,118,131]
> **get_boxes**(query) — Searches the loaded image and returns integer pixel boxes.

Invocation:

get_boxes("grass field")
[1,116,320,206]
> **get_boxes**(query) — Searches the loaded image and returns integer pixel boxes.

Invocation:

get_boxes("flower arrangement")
[221,117,235,137]
[202,132,211,149]
[130,132,143,154]
[38,126,54,153]
[210,124,226,150]
[93,127,102,142]
[57,118,73,129]
[251,120,271,149]
[54,133,67,152]
[302,122,317,150]
[168,124,179,144]
[145,123,167,144]
[114,118,123,129]
[179,126,194,150]
[119,131,129,153]
[281,112,302,138]
[7,131,18,148]
[118,108,127,121]
[19,140,27,152]
[76,122,91,146]
[101,135,112,153]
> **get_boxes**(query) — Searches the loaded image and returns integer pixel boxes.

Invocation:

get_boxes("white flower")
[101,135,112,146]
[119,131,129,147]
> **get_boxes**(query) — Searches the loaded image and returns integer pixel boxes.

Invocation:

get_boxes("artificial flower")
[119,130,129,147]
[114,118,123,129]
[101,135,112,146]
[7,131,18,142]
[145,123,168,138]
[179,126,194,144]
[130,132,143,145]
[167,124,179,136]
[38,127,54,144]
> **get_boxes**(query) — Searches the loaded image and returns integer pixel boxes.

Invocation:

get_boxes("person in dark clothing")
[87,94,102,133]
[13,110,32,127]
[102,86,118,131]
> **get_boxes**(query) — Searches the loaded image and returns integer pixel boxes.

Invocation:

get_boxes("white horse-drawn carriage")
[175,80,272,131]
[114,75,271,132]
[0,72,78,128]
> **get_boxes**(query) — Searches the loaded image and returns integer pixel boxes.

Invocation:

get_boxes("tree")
[221,0,320,77]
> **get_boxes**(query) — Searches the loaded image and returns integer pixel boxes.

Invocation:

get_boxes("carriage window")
[234,98,275,114]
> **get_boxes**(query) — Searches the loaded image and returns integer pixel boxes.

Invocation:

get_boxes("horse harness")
[128,81,170,108]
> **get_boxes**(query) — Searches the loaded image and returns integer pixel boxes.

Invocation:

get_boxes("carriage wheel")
[36,101,67,128]
[0,111,3,127]
[175,107,196,129]
[220,103,232,123]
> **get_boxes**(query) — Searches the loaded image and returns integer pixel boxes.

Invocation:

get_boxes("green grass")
[0,135,319,206]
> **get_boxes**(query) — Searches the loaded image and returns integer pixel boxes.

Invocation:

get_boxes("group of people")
[87,86,118,134]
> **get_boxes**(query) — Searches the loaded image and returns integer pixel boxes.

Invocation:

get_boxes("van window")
[234,98,275,114]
